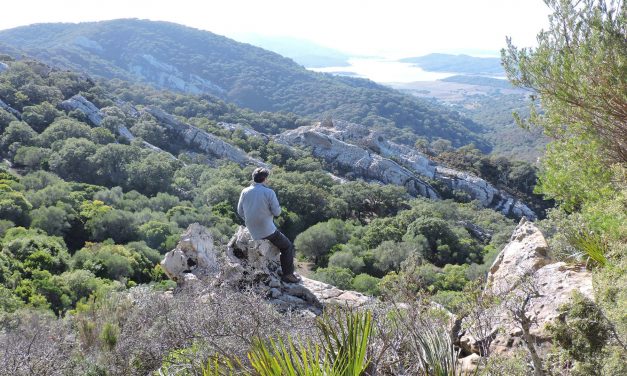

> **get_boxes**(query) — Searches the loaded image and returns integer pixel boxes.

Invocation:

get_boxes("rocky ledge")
[161,224,370,315]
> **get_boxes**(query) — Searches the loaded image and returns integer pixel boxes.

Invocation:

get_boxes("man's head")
[252,167,270,183]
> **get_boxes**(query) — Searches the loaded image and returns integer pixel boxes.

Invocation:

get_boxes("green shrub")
[311,267,354,290]
[351,274,380,296]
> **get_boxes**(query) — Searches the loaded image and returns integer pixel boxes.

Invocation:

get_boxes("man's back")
[237,183,281,240]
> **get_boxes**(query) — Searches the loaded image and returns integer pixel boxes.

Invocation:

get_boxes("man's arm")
[237,190,246,220]
[269,190,281,217]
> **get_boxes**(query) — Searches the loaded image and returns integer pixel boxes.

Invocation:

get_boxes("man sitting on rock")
[237,167,300,283]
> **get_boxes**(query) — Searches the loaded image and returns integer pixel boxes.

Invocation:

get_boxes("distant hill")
[399,53,504,76]
[441,75,513,89]
[231,34,351,68]
[0,19,487,148]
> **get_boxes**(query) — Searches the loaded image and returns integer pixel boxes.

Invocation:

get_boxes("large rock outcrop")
[278,121,536,219]
[0,97,21,119]
[59,95,104,126]
[128,53,226,95]
[458,218,593,357]
[145,106,264,167]
[276,127,439,199]
[59,95,175,157]
[161,224,370,314]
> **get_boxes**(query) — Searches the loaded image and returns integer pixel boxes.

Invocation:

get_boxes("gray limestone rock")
[58,96,174,158]
[59,95,103,126]
[276,128,439,199]
[145,106,264,167]
[0,97,21,120]
[161,224,370,314]
[278,120,537,219]
[458,218,593,357]
[128,54,225,95]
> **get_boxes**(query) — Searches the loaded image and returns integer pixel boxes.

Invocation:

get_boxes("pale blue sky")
[1,0,551,58]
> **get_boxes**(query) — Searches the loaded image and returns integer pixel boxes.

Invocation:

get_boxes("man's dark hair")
[252,167,270,183]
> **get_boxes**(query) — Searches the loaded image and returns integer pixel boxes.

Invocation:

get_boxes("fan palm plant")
[202,309,373,376]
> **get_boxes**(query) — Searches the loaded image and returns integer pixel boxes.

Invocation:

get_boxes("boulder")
[486,217,552,294]
[458,353,481,375]
[161,224,370,314]
[459,218,594,356]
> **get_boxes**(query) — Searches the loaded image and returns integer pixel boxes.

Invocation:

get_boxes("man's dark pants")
[263,230,295,275]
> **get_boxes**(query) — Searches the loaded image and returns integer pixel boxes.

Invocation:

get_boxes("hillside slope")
[0,19,486,148]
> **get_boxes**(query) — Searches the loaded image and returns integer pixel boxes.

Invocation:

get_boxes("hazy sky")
[1,0,551,58]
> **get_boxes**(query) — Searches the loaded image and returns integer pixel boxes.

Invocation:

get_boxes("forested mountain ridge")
[0,19,488,149]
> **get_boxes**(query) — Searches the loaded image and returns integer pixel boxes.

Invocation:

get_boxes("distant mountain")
[232,34,351,68]
[0,19,487,148]
[399,53,504,76]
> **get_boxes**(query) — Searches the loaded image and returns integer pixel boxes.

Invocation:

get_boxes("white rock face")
[161,224,370,314]
[59,95,104,126]
[128,54,225,95]
[458,218,594,357]
[73,36,104,52]
[59,96,174,157]
[0,97,21,119]
[486,218,552,294]
[279,120,537,219]
[161,223,221,282]
[146,106,264,167]
[276,128,439,199]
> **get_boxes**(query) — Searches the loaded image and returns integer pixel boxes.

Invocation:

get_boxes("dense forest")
[0,57,526,316]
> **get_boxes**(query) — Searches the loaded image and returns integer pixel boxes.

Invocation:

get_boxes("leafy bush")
[311,267,354,290]
[351,274,380,296]
[2,227,70,274]
[72,243,155,283]
[546,291,619,375]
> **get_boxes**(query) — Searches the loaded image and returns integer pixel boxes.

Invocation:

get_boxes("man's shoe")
[281,273,301,283]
